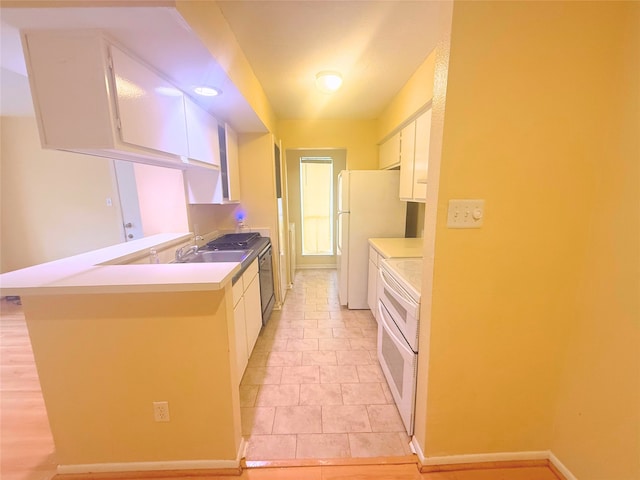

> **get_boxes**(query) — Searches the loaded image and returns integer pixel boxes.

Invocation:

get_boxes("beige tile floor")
[241,269,412,461]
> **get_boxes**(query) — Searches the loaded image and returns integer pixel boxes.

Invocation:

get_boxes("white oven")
[377,258,422,436]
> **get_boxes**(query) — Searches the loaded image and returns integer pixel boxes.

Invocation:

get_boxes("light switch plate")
[447,199,485,228]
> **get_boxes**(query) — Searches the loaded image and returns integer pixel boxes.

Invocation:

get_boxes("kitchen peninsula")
[0,234,247,475]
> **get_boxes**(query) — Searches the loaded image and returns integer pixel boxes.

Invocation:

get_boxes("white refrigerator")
[337,170,407,309]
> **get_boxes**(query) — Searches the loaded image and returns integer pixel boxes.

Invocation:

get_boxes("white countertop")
[0,233,240,296]
[368,237,424,259]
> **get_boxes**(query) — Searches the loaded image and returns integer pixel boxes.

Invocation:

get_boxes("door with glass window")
[300,157,334,256]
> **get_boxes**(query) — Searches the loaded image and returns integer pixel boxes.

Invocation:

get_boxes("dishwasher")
[257,243,275,325]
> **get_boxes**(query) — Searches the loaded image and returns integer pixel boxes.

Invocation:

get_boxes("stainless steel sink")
[176,249,253,263]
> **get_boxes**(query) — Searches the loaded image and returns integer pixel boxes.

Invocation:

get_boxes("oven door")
[258,245,275,325]
[378,266,419,352]
[377,301,417,436]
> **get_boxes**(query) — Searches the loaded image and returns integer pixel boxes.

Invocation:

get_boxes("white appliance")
[337,170,407,309]
[377,257,422,435]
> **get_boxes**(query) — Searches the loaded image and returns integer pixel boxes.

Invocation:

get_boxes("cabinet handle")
[125,223,133,228]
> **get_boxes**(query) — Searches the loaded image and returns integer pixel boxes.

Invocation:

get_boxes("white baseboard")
[410,436,426,464]
[57,438,247,475]
[422,450,549,466]
[295,264,337,270]
[549,451,578,480]
[411,442,578,479]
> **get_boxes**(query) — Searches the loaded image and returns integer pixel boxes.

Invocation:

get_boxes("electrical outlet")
[153,401,170,422]
[447,199,485,228]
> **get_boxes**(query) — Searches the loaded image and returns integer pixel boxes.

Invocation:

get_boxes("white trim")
[238,437,248,462]
[422,450,549,466]
[57,438,247,475]
[549,451,578,480]
[295,264,337,270]
[411,436,426,464]
[419,449,579,479]
[57,460,237,475]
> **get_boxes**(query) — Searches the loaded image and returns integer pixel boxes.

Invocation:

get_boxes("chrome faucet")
[175,244,198,262]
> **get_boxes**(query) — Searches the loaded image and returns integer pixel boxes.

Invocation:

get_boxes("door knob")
[127,234,134,239]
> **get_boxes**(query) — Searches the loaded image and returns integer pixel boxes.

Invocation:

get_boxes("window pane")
[300,159,333,255]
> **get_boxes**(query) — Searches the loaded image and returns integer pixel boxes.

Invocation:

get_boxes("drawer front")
[369,246,379,267]
[232,278,244,306]
[244,258,259,281]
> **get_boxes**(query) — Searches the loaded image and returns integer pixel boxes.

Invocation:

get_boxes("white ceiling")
[0,1,445,126]
[217,0,444,120]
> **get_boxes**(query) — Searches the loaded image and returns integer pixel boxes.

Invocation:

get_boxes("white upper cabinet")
[379,132,401,170]
[413,108,432,201]
[397,107,432,202]
[110,46,188,158]
[220,123,241,203]
[183,96,221,168]
[399,122,416,201]
[23,31,188,168]
[184,122,241,205]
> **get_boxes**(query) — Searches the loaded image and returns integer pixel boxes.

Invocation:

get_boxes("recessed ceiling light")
[194,86,221,97]
[315,71,343,94]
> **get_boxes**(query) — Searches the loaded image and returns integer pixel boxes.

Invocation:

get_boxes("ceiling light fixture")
[194,86,221,97]
[315,71,343,94]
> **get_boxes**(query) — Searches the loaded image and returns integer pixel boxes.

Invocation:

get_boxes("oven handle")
[379,267,416,306]
[258,243,271,259]
[378,301,413,356]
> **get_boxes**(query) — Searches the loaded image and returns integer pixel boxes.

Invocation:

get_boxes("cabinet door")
[224,124,241,202]
[368,259,379,321]
[379,132,400,170]
[244,272,263,357]
[24,32,115,149]
[413,108,432,202]
[184,97,221,167]
[110,46,188,157]
[399,122,416,201]
[184,167,224,204]
[234,299,248,382]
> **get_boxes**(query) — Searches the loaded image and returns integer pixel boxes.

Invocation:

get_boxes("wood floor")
[0,295,561,480]
[1,297,57,480]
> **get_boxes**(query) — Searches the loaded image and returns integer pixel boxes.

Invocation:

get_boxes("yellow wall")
[420,2,639,478]
[23,289,241,464]
[548,2,640,477]
[176,0,277,135]
[278,119,378,170]
[0,116,123,272]
[237,133,284,304]
[377,50,436,142]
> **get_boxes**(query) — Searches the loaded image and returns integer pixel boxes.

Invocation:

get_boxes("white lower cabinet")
[232,259,261,382]
[233,288,248,379]
[367,247,380,322]
[244,272,262,355]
